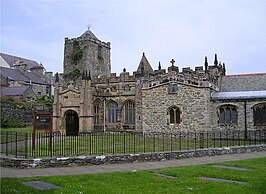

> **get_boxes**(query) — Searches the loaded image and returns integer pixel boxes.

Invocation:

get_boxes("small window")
[167,106,181,124]
[38,92,42,96]
[253,103,266,126]
[218,105,237,126]
[46,86,50,95]
[94,105,100,124]
[98,45,103,60]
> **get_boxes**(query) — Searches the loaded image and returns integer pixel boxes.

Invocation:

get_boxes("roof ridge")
[224,73,266,77]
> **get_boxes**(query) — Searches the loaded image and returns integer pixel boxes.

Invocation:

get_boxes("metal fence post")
[143,133,146,153]
[123,132,126,154]
[6,131,8,156]
[15,132,18,158]
[25,133,28,158]
[200,132,204,149]
[194,132,197,150]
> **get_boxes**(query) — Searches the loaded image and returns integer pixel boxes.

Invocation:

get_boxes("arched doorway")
[65,110,79,136]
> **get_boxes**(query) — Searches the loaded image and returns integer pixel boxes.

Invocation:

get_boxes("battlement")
[92,71,136,84]
[141,63,224,91]
[65,36,111,48]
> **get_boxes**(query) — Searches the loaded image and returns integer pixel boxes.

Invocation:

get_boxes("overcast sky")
[1,0,266,75]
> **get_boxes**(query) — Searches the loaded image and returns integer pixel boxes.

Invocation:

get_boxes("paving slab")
[214,165,249,171]
[199,177,247,184]
[155,173,176,179]
[22,181,61,190]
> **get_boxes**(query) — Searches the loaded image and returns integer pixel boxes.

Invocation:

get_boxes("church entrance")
[65,110,79,136]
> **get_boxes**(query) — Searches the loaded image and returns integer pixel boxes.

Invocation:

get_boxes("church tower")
[63,28,111,82]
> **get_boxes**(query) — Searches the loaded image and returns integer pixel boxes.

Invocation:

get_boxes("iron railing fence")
[1,130,265,158]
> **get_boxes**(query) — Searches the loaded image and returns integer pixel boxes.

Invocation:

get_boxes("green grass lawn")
[0,126,49,144]
[0,125,33,133]
[0,126,33,143]
[1,157,265,194]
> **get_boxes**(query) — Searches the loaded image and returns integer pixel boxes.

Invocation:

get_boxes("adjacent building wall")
[141,82,211,132]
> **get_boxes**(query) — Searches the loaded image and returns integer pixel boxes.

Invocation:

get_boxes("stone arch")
[64,109,79,136]
[167,106,181,125]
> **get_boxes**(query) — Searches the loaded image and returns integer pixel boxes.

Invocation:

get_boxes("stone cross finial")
[170,59,175,66]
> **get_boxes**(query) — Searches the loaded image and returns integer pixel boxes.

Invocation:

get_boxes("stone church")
[53,29,266,135]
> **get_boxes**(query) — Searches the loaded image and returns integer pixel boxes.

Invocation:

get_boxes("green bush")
[0,118,22,128]
[0,97,22,105]
[35,95,53,109]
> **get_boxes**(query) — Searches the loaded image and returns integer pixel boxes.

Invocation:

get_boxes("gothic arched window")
[167,106,181,124]
[107,102,118,123]
[124,101,135,124]
[218,105,237,126]
[253,103,266,126]
[94,99,102,124]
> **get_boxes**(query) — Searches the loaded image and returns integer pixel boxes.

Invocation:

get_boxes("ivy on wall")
[63,68,81,80]
[71,40,83,64]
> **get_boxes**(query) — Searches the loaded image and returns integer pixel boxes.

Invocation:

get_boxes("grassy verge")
[0,125,33,133]
[1,157,265,194]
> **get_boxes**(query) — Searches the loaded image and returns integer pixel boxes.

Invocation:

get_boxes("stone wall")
[141,82,211,132]
[0,102,50,127]
[31,83,48,97]
[1,145,265,168]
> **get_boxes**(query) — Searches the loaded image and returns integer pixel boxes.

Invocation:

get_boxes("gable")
[0,53,40,70]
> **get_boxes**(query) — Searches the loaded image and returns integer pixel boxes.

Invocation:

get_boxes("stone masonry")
[53,29,266,134]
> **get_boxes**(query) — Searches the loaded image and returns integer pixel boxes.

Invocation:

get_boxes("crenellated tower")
[63,28,111,84]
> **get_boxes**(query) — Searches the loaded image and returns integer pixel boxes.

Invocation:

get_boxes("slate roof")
[80,29,99,40]
[0,86,30,96]
[25,72,47,84]
[0,67,48,85]
[221,73,266,92]
[0,53,40,70]
[211,90,266,100]
[136,53,154,74]
[0,67,29,82]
